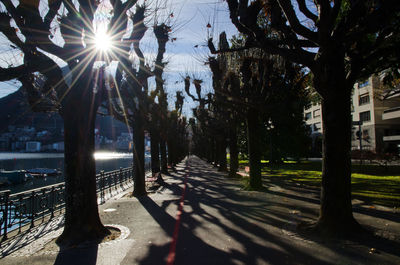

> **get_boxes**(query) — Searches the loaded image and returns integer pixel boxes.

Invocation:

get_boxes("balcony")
[383,135,400,142]
[382,106,400,120]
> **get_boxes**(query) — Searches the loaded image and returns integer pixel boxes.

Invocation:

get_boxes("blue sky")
[144,0,238,115]
[0,0,238,116]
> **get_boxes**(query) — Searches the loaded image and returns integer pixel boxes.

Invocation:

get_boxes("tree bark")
[57,79,109,247]
[310,56,361,235]
[132,114,146,197]
[207,139,213,163]
[229,123,239,177]
[150,129,160,176]
[215,140,220,167]
[212,139,218,167]
[247,108,262,189]
[160,138,168,174]
[218,138,227,172]
[167,140,173,167]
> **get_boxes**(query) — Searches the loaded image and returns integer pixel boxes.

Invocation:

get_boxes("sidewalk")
[1,156,400,265]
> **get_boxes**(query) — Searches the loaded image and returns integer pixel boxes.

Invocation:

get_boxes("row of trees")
[103,5,188,196]
[190,32,309,187]
[0,0,188,246]
[203,0,400,236]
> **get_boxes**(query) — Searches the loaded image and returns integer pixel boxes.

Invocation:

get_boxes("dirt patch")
[38,226,121,254]
[102,227,121,242]
[122,179,164,198]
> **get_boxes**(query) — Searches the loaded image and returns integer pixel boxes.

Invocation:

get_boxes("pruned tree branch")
[0,65,27,81]
[277,0,318,43]
[296,0,318,22]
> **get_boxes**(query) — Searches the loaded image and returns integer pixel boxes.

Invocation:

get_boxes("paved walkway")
[1,156,400,265]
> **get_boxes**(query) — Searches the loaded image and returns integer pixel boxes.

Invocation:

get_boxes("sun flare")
[94,30,112,52]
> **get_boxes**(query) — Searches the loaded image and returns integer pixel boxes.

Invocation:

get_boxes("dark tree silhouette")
[0,0,147,246]
[106,4,152,197]
[212,0,400,235]
[184,76,221,165]
[106,6,178,194]
[167,91,189,167]
[153,23,171,175]
[208,32,308,189]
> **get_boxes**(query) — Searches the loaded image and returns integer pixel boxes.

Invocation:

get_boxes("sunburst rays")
[23,0,149,138]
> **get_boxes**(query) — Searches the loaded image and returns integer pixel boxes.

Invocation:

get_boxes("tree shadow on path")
[134,156,400,265]
[53,244,98,265]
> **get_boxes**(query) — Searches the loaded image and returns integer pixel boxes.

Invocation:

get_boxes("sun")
[94,30,112,52]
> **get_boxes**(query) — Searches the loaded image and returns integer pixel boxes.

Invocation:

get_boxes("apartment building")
[304,75,400,156]
[304,103,323,155]
[381,88,400,154]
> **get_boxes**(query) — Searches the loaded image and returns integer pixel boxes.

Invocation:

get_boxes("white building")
[304,102,323,155]
[52,142,64,152]
[26,141,41,152]
[381,89,400,154]
[304,75,400,155]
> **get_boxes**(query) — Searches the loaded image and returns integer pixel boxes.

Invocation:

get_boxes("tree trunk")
[247,108,262,189]
[218,138,227,171]
[167,140,173,168]
[215,140,220,167]
[229,123,239,177]
[310,58,361,235]
[207,139,213,163]
[57,81,109,247]
[270,131,282,164]
[160,138,168,174]
[132,114,146,197]
[150,129,160,176]
[211,139,218,167]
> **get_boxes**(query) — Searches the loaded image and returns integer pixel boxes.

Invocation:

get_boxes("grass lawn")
[238,160,400,208]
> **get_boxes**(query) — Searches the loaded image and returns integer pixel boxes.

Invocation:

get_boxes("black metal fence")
[0,167,134,242]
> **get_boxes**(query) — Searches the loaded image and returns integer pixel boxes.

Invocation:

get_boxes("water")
[0,152,149,193]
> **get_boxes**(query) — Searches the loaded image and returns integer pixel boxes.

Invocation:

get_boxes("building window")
[305,112,311,120]
[359,111,371,122]
[313,122,321,132]
[358,80,369,88]
[359,94,370,106]
[313,109,320,118]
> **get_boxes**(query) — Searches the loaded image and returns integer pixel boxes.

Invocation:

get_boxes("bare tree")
[210,0,400,235]
[0,0,145,245]
[105,4,152,197]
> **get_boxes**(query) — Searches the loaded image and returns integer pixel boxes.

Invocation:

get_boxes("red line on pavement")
[166,159,189,265]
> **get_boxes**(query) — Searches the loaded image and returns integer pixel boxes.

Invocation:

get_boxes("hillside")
[0,88,128,138]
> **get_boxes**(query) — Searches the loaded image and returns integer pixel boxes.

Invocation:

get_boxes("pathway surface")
[1,156,400,265]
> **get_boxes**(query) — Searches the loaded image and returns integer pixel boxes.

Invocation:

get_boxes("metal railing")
[0,166,135,243]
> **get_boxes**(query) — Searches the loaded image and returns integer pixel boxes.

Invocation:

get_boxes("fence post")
[119,168,123,190]
[108,172,112,197]
[50,186,55,218]
[1,190,10,242]
[18,195,23,233]
[100,170,105,204]
[131,166,134,185]
[113,172,116,194]
[41,189,46,223]
[30,191,35,228]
